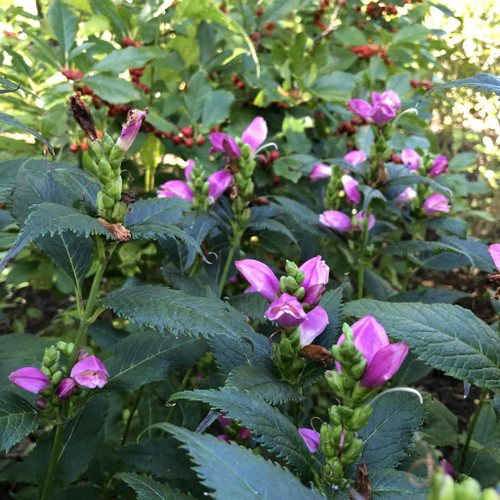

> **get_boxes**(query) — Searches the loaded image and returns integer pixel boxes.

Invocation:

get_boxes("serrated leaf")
[105,331,207,392]
[228,293,269,322]
[387,288,468,304]
[101,284,241,339]
[93,47,155,74]
[421,73,500,100]
[48,0,78,61]
[423,216,467,238]
[421,395,458,447]
[118,472,194,499]
[359,392,424,470]
[0,391,40,453]
[226,365,303,404]
[315,284,345,349]
[0,113,54,154]
[249,219,298,245]
[273,196,323,236]
[344,300,500,389]
[385,175,450,197]
[0,203,114,273]
[370,468,427,499]
[159,424,323,499]
[82,75,140,104]
[173,388,312,476]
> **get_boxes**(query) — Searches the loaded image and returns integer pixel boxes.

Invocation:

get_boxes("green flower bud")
[346,405,372,431]
[332,426,343,446]
[41,366,51,378]
[56,341,68,354]
[329,405,342,426]
[325,370,345,396]
[99,158,112,177]
[91,141,102,157]
[455,478,481,499]
[285,260,299,277]
[337,406,354,421]
[352,383,376,404]
[108,143,123,167]
[325,458,344,482]
[480,489,499,500]
[111,201,128,222]
[241,143,252,159]
[341,437,363,465]
[285,276,298,294]
[279,275,288,294]
[292,286,306,301]
[295,270,305,285]
[349,358,367,381]
[51,370,63,385]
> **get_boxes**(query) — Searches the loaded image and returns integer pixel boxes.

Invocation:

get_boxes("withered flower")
[69,92,98,142]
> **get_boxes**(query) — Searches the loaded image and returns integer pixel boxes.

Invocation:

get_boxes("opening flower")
[396,187,417,204]
[342,175,361,205]
[298,428,320,454]
[401,149,420,171]
[348,90,401,125]
[353,211,375,231]
[299,306,329,346]
[264,293,307,329]
[70,355,109,389]
[429,155,448,178]
[319,211,353,232]
[299,256,330,306]
[422,193,451,215]
[235,259,280,301]
[336,316,408,387]
[310,163,332,181]
[55,377,78,400]
[344,150,366,166]
[488,244,500,271]
[9,367,51,394]
[157,180,194,202]
[116,108,147,152]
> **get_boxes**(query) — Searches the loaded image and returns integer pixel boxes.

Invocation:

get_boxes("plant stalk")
[218,227,243,296]
[357,206,372,300]
[40,424,65,500]
[122,386,144,445]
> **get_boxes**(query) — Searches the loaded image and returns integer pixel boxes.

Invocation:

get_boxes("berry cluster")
[365,2,398,18]
[61,67,84,81]
[70,130,104,153]
[410,79,432,90]
[349,44,393,65]
[334,117,366,136]
[262,22,277,36]
[231,75,245,90]
[162,126,206,148]
[121,37,143,47]
[129,67,150,94]
[403,0,424,3]
[257,150,280,167]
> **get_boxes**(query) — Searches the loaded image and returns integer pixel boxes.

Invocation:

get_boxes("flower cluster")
[348,90,401,125]
[319,210,374,233]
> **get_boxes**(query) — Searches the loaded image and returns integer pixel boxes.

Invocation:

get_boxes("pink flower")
[70,355,109,389]
[157,180,194,202]
[344,150,366,166]
[218,412,232,427]
[372,90,401,112]
[298,256,329,306]
[336,316,408,387]
[429,155,448,178]
[217,434,230,442]
[422,194,450,215]
[185,159,195,181]
[298,428,320,454]
[396,187,417,204]
[348,90,400,125]
[488,244,500,271]
[440,459,456,479]
[238,427,252,441]
[235,259,280,301]
[353,211,375,231]
[55,378,78,400]
[342,175,361,205]
[310,163,332,181]
[9,367,50,394]
[401,149,420,171]
[207,170,233,202]
[264,293,307,329]
[319,211,352,232]
[299,306,329,346]
[116,109,147,152]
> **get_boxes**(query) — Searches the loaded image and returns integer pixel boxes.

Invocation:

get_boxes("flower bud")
[295,270,305,285]
[35,397,47,410]
[455,478,481,498]
[51,370,63,385]
[41,366,52,378]
[341,438,363,465]
[279,275,287,294]
[9,367,51,394]
[292,286,306,301]
[326,458,344,482]
[285,276,298,294]
[332,426,344,446]
[329,405,342,426]
[55,378,78,400]
[350,358,367,381]
[78,349,89,361]
[116,108,148,152]
[347,405,372,431]
[285,260,299,277]
[481,489,499,500]
[325,370,344,395]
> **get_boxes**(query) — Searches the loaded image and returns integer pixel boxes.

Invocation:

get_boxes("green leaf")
[0,113,54,154]
[48,0,78,62]
[273,196,323,236]
[421,395,458,447]
[105,331,207,392]
[202,90,235,128]
[82,75,140,104]
[0,391,40,453]
[422,216,467,238]
[393,25,429,44]
[226,365,304,404]
[370,468,427,499]
[359,392,424,470]
[316,284,345,349]
[101,285,241,339]
[387,288,468,304]
[0,203,114,273]
[173,388,313,476]
[363,270,397,301]
[90,0,126,38]
[92,47,156,74]
[449,152,478,171]
[118,472,193,499]
[184,71,212,121]
[309,72,356,101]
[386,175,450,197]
[249,219,298,245]
[421,73,500,101]
[159,424,324,499]
[334,26,367,45]
[387,73,411,97]
[344,300,500,389]
[261,0,301,22]
[228,293,269,322]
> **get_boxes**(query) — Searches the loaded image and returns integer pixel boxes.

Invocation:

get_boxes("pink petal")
[310,163,332,181]
[348,99,373,120]
[422,194,450,215]
[396,187,417,204]
[371,103,395,125]
[342,175,361,205]
[222,135,241,158]
[234,259,280,301]
[379,89,401,111]
[185,159,195,181]
[298,428,320,454]
[319,211,352,232]
[360,342,409,387]
[429,155,448,178]
[209,132,226,151]
[354,211,375,230]
[8,367,51,394]
[207,171,233,201]
[300,306,329,346]
[241,117,267,152]
[157,181,194,202]
[344,150,366,166]
[71,355,109,389]
[264,293,307,329]
[116,109,147,152]
[299,256,329,305]
[401,149,420,171]
[488,244,500,272]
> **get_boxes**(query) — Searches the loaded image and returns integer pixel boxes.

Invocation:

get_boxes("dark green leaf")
[90,0,126,37]
[422,217,467,238]
[118,472,194,499]
[386,175,450,197]
[47,0,78,61]
[370,468,427,499]
[387,288,468,304]
[0,113,54,154]
[316,284,345,349]
[421,395,458,447]
[202,90,235,128]
[93,47,156,74]
[363,270,397,301]
[82,75,140,104]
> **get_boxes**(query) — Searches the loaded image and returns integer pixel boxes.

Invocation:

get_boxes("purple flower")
[70,355,109,389]
[235,259,280,301]
[157,180,194,202]
[210,117,268,158]
[429,155,448,178]
[396,187,417,204]
[488,244,500,271]
[298,256,330,306]
[299,306,329,346]
[348,90,400,125]
[422,194,451,215]
[310,163,332,181]
[336,316,408,387]
[298,428,320,454]
[319,211,353,232]
[264,293,307,329]
[185,159,195,181]
[440,459,456,479]
[207,170,233,202]
[9,367,50,394]
[217,434,230,442]
[401,149,420,171]
[116,108,147,152]
[354,211,375,231]
[372,90,401,112]
[55,378,78,400]
[342,175,361,205]
[348,99,373,121]
[344,150,366,166]
[218,412,232,427]
[238,427,252,441]
[35,398,46,410]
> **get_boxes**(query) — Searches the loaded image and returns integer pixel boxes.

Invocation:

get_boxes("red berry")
[231,75,239,83]
[270,150,280,161]
[164,131,173,138]
[184,138,194,148]
[251,31,261,42]
[181,126,193,137]
[172,135,182,145]
[256,8,264,17]
[236,81,244,89]
[122,37,132,46]
[196,136,206,146]
[69,144,79,152]
[272,176,281,185]
[133,41,142,47]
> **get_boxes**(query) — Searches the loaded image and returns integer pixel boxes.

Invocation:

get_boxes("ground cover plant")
[0,0,499,498]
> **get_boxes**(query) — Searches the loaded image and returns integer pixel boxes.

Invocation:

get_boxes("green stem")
[312,467,323,492]
[357,206,372,300]
[166,367,194,424]
[218,227,243,296]
[122,386,144,445]
[40,424,64,500]
[460,388,488,473]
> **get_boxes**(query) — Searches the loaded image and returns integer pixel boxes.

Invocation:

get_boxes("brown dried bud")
[352,460,371,499]
[298,345,332,364]
[121,191,137,204]
[69,92,98,141]
[96,218,131,241]
[249,196,271,207]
